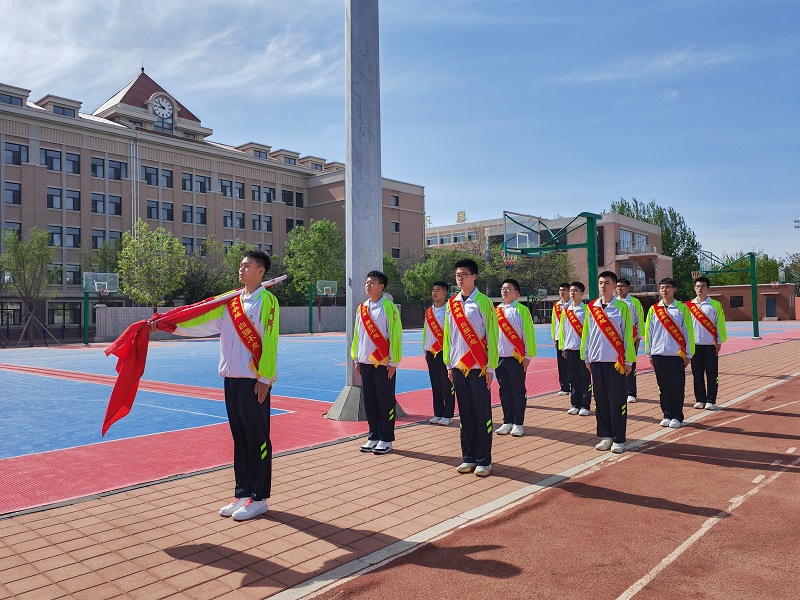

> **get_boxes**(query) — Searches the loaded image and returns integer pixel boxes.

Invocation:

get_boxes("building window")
[48,225,62,247]
[311,163,323,171]
[161,202,173,222]
[161,169,173,188]
[391,221,400,233]
[439,234,452,245]
[4,222,21,239]
[220,179,233,197]
[108,160,127,180]
[235,211,245,229]
[182,237,193,253]
[108,195,122,216]
[282,190,294,206]
[286,218,294,233]
[4,182,21,205]
[196,175,210,193]
[253,150,268,159]
[141,165,158,186]
[92,229,105,249]
[47,187,62,209]
[66,227,81,248]
[635,232,648,248]
[182,172,193,191]
[65,190,80,211]
[296,192,304,208]
[184,132,196,139]
[48,302,82,325]
[53,105,76,117]
[5,142,28,165]
[262,187,275,203]
[390,194,399,207]
[731,296,744,309]
[391,248,400,259]
[263,215,272,232]
[108,230,122,243]
[196,206,207,225]
[467,231,478,242]
[0,93,23,106]
[251,185,261,202]
[182,204,193,223]
[65,265,81,286]
[223,210,233,228]
[296,219,304,228]
[65,153,80,174]
[91,193,105,214]
[91,157,104,178]
[40,148,62,171]
[426,236,437,246]
[49,265,63,285]
[283,156,296,165]
[234,182,244,199]
[619,228,633,250]
[154,114,173,134]
[620,265,634,282]
[146,200,158,220]
[453,232,465,243]
[263,243,272,254]
[129,120,143,129]
[252,214,261,231]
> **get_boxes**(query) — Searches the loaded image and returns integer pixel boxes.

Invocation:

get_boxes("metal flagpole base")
[325,385,407,421]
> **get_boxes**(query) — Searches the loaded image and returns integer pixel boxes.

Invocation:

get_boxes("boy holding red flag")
[351,270,403,455]
[645,277,695,429]
[424,281,455,426]
[495,278,536,437]
[444,259,499,477]
[687,276,727,410]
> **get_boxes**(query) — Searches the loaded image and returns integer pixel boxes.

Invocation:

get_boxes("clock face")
[153,97,173,118]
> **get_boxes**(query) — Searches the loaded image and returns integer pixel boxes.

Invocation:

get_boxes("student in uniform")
[495,278,536,437]
[351,270,403,455]
[444,259,499,477]
[161,250,279,521]
[687,277,727,410]
[615,278,645,403]
[581,271,635,454]
[645,277,695,429]
[552,283,572,396]
[424,281,455,426]
[561,281,592,416]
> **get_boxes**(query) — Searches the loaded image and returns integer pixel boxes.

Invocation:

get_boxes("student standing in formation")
[352,271,403,455]
[645,277,695,429]
[424,281,455,426]
[615,278,645,403]
[561,281,592,416]
[160,250,279,521]
[552,283,572,396]
[581,271,635,454]
[444,259,499,477]
[495,278,537,437]
[687,277,727,410]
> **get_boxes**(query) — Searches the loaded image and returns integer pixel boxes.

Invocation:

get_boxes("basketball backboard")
[83,272,119,294]
[503,211,541,255]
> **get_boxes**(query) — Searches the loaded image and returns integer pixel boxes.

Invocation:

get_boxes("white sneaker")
[669,419,681,429]
[474,464,492,477]
[627,395,636,403]
[557,391,570,396]
[373,441,392,455]
[219,497,248,518]
[511,424,523,437]
[496,423,513,435]
[693,402,705,409]
[705,403,717,411]
[457,462,477,473]
[659,418,671,427]
[439,417,453,426]
[360,439,378,452]
[595,437,613,451]
[429,416,441,425]
[567,406,580,415]
[231,498,269,521]
[578,408,590,416]
[611,442,625,454]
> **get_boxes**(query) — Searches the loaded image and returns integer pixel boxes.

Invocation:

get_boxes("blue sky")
[2,0,797,258]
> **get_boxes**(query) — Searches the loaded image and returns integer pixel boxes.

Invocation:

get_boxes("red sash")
[227,295,263,373]
[553,302,564,324]
[496,305,525,363]
[359,302,391,366]
[654,303,687,358]
[588,300,626,374]
[425,306,444,357]
[449,295,489,375]
[686,300,717,345]
[565,306,583,337]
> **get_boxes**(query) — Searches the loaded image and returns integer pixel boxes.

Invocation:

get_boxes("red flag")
[101,276,286,436]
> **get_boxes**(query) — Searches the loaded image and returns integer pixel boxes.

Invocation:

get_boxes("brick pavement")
[2,338,799,600]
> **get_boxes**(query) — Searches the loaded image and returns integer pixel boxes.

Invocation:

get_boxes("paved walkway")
[2,338,800,599]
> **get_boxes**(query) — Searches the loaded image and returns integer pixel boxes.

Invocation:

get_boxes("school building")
[0,70,425,337]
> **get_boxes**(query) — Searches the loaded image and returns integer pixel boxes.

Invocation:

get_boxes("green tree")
[707,251,781,286]
[382,252,409,304]
[117,220,187,311]
[284,219,345,302]
[181,236,230,304]
[486,243,575,297]
[610,198,701,299]
[81,238,122,275]
[783,252,800,295]
[402,248,488,307]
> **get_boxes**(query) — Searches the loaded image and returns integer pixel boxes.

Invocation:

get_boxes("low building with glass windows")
[1,71,425,339]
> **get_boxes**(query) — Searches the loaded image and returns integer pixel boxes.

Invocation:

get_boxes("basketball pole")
[83,289,89,345]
